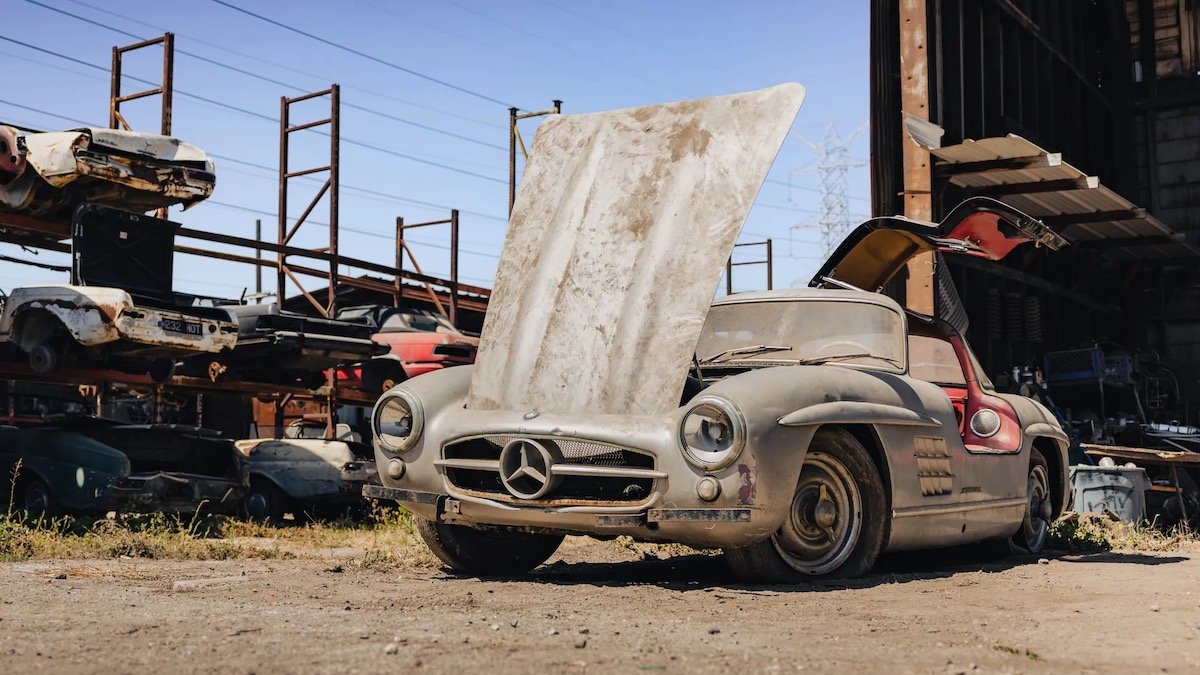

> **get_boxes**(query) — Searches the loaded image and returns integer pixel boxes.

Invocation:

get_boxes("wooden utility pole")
[899,0,934,314]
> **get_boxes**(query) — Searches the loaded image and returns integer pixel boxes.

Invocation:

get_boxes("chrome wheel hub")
[245,492,270,519]
[1023,464,1051,550]
[771,452,862,576]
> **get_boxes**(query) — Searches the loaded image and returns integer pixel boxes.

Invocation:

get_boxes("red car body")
[334,306,478,393]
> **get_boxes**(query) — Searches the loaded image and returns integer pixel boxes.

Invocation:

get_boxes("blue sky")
[4,0,871,300]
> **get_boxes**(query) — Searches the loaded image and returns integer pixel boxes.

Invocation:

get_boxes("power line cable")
[0,35,507,185]
[440,0,683,96]
[25,0,505,150]
[59,0,502,130]
[0,101,509,224]
[207,0,523,109]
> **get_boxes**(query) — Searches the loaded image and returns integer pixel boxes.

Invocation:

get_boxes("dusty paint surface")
[0,285,236,353]
[467,84,805,416]
[0,127,214,215]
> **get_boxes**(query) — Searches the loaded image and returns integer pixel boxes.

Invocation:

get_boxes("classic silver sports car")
[363,84,1071,581]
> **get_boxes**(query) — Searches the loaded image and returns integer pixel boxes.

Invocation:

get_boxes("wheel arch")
[1031,436,1067,518]
[247,471,294,498]
[10,307,69,351]
[815,423,895,550]
[361,355,409,393]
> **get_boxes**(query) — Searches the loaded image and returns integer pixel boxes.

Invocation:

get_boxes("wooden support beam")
[1072,234,1186,249]
[900,0,933,314]
[934,153,1062,177]
[1041,208,1147,227]
[964,176,1098,197]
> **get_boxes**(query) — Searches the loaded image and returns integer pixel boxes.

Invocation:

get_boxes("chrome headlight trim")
[373,389,424,453]
[678,395,746,471]
[970,408,1002,438]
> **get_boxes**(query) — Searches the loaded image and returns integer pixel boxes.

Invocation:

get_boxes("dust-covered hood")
[467,84,805,416]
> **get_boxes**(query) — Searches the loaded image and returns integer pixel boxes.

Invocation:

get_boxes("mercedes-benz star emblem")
[498,438,559,500]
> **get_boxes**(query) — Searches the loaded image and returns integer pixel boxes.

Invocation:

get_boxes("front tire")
[240,479,291,522]
[416,518,564,577]
[18,477,58,522]
[27,343,59,375]
[148,359,176,384]
[725,428,887,582]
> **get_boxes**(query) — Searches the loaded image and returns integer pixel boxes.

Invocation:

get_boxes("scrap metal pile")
[0,123,456,520]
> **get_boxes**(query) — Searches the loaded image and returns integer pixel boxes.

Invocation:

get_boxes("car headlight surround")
[679,395,746,471]
[373,389,423,453]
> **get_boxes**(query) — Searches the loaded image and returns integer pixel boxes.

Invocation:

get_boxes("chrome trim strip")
[550,465,667,479]
[892,496,1026,519]
[434,458,501,471]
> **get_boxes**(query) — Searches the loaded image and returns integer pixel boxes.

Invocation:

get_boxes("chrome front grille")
[438,435,661,505]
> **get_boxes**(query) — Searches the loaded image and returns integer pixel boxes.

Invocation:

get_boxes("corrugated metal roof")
[929,134,1197,261]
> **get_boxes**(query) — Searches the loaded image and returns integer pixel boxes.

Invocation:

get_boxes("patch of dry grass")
[1049,511,1199,553]
[0,503,431,565]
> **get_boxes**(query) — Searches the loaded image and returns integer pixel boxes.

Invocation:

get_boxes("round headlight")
[373,390,423,452]
[679,396,746,471]
[970,408,1002,438]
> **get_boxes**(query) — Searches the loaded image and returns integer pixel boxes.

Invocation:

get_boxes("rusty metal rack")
[508,101,562,215]
[725,239,774,294]
[109,33,174,135]
[0,36,494,433]
[396,211,460,325]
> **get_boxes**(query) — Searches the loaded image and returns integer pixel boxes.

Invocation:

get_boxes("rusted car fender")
[0,430,131,512]
[0,286,131,349]
[237,438,374,501]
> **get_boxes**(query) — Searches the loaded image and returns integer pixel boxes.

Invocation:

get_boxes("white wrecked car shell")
[467,84,806,416]
[0,125,215,220]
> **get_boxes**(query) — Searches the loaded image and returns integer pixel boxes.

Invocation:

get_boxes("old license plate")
[160,318,203,336]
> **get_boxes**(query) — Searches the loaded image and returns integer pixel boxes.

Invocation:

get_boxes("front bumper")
[364,484,751,533]
[369,406,814,549]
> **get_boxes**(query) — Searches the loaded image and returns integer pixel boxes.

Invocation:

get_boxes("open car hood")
[466,84,806,416]
[810,197,1067,291]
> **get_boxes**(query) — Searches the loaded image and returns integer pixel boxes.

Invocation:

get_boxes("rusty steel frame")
[508,100,562,216]
[109,32,174,222]
[278,85,340,319]
[109,33,174,135]
[0,42,494,433]
[725,239,774,295]
[394,210,461,326]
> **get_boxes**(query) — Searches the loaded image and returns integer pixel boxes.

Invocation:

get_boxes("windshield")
[379,309,458,334]
[695,299,906,372]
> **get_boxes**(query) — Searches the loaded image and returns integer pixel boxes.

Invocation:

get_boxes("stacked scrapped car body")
[0,122,399,518]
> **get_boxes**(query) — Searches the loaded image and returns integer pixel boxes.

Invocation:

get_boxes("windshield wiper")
[699,344,793,365]
[795,352,903,368]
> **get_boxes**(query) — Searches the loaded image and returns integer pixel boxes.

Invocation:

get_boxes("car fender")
[4,286,132,348]
[778,401,942,428]
[697,365,949,536]
[999,393,1071,517]
[9,450,127,512]
[241,438,358,500]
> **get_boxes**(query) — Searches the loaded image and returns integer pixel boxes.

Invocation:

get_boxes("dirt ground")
[2,538,1198,674]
